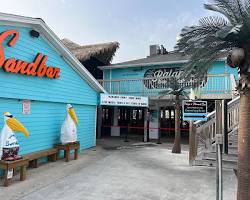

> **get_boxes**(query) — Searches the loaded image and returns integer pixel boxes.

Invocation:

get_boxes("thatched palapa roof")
[61,38,119,65]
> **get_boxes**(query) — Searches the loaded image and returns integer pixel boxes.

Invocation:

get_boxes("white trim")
[0,12,106,93]
[94,106,97,146]
[99,58,227,70]
[99,60,189,70]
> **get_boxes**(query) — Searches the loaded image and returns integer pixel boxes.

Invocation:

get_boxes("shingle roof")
[114,52,190,66]
[98,50,227,70]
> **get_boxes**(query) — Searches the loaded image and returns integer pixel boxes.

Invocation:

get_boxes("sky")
[0,0,218,63]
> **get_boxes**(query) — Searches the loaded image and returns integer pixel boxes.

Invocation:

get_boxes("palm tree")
[176,0,250,199]
[160,77,189,153]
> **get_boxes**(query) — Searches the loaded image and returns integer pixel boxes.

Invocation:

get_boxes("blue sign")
[182,100,207,121]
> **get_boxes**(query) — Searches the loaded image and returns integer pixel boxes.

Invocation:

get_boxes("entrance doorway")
[118,107,129,136]
[101,107,112,137]
[160,107,189,141]
[131,108,144,136]
[118,107,145,137]
[160,107,175,139]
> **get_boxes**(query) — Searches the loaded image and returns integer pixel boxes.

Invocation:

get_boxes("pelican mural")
[60,104,78,144]
[0,112,29,161]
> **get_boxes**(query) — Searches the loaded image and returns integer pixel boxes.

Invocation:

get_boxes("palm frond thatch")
[62,39,119,65]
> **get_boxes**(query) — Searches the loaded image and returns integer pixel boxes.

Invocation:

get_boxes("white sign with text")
[23,100,31,115]
[100,94,148,107]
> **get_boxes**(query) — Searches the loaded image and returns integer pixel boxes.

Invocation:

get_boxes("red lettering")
[0,30,19,67]
[26,53,42,76]
[0,30,60,79]
[46,67,55,78]
[36,55,48,77]
[13,60,28,73]
[53,68,60,78]
[3,58,16,72]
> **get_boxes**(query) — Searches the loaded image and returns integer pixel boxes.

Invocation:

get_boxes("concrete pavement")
[0,138,237,200]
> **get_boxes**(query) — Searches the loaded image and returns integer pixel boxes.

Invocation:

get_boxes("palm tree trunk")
[172,94,181,153]
[237,87,250,200]
[237,46,250,200]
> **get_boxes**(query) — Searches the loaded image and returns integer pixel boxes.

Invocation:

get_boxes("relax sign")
[0,29,60,78]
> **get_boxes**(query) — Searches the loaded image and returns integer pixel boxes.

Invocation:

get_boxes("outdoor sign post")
[183,100,207,165]
[215,100,223,200]
[182,100,207,121]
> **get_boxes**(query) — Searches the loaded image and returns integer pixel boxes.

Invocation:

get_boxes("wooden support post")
[111,106,120,136]
[55,142,79,162]
[74,149,78,160]
[189,120,196,165]
[0,159,28,187]
[125,108,132,142]
[50,153,57,162]
[33,159,38,168]
[97,106,102,139]
[65,147,70,162]
[20,166,26,181]
[143,108,148,142]
[4,168,11,187]
[157,107,162,144]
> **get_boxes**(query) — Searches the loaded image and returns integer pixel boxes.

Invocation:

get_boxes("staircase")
[193,96,240,169]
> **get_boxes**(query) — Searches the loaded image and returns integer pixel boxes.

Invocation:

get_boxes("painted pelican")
[0,112,29,161]
[60,104,78,144]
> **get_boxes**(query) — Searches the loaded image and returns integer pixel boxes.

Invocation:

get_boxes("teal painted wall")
[0,25,98,105]
[103,61,238,96]
[0,98,96,153]
[0,24,98,165]
[104,61,238,81]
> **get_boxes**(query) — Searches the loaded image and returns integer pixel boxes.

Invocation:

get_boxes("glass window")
[171,110,175,119]
[165,110,170,119]
[161,110,164,119]
[133,110,137,120]
[139,110,143,120]
[105,109,109,119]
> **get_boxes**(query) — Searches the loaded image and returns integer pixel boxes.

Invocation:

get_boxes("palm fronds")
[204,0,250,25]
[177,16,236,79]
[176,0,250,80]
[159,77,189,99]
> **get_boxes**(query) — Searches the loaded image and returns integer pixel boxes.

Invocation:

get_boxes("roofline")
[0,12,106,93]
[98,57,226,70]
[99,60,189,70]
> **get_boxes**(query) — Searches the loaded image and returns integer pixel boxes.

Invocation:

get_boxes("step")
[194,158,237,169]
[203,152,238,162]
[228,146,238,155]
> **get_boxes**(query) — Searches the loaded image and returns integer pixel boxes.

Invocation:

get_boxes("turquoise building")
[0,13,105,156]
[97,45,239,140]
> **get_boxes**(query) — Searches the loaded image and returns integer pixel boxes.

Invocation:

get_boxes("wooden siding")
[0,25,98,105]
[0,97,96,153]
[104,61,238,81]
[102,61,238,96]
